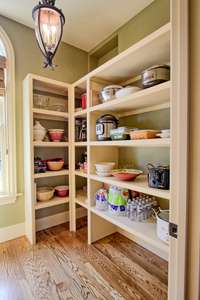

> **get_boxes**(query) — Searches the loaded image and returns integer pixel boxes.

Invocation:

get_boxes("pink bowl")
[48,130,64,142]
[112,169,143,181]
[55,185,69,197]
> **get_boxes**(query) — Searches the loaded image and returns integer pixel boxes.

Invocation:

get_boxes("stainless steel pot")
[96,114,118,141]
[156,210,169,244]
[99,85,122,102]
[142,64,170,88]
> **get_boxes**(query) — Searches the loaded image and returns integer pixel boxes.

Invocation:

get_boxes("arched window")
[0,26,16,204]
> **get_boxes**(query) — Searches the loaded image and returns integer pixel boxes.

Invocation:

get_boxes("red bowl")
[55,185,69,197]
[48,130,64,142]
[112,169,143,181]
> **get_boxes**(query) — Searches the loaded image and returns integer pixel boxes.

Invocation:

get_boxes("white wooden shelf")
[35,197,69,210]
[34,169,69,179]
[74,23,170,84]
[33,141,69,147]
[89,81,170,116]
[75,189,88,209]
[74,109,87,117]
[74,141,88,147]
[89,138,170,147]
[89,174,170,200]
[33,108,68,120]
[90,206,169,261]
[74,170,88,178]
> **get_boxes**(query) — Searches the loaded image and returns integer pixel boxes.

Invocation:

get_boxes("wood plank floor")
[0,221,168,300]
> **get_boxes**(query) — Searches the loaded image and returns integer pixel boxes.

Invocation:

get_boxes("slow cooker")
[96,114,118,141]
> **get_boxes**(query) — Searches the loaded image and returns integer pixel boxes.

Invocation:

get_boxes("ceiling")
[0,0,153,51]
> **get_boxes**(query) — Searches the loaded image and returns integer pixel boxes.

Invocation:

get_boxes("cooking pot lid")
[103,85,122,90]
[97,114,118,122]
[143,64,170,73]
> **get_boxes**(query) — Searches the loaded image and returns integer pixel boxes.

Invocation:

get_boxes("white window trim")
[0,25,16,205]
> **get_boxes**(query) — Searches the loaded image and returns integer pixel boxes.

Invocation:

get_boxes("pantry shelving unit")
[23,74,71,244]
[71,22,171,262]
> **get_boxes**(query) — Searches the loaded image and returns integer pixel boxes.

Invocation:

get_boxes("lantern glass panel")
[34,7,62,57]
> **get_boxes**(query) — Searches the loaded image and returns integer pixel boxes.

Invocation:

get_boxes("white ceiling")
[0,0,153,51]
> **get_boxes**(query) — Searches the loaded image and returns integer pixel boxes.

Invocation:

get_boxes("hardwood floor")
[0,221,168,300]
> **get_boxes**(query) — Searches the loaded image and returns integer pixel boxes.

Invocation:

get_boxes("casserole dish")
[130,130,160,140]
[110,127,131,140]
[142,64,170,88]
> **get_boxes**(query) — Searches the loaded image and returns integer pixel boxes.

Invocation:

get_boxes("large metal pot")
[142,64,170,88]
[96,114,118,141]
[99,85,122,102]
[156,210,169,244]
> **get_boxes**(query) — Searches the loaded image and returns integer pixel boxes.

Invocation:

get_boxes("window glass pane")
[0,96,7,194]
[0,39,6,56]
[0,38,7,195]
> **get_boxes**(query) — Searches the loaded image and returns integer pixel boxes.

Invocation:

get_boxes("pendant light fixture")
[32,0,65,68]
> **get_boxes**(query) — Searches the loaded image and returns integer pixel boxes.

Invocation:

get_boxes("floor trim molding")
[0,223,25,243]
[36,207,86,232]
[0,207,87,243]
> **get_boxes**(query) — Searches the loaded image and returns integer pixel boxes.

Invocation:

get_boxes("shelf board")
[33,141,69,147]
[75,189,88,209]
[90,206,169,261]
[35,196,69,210]
[89,81,170,116]
[34,170,69,179]
[74,170,88,178]
[74,23,170,85]
[74,141,88,147]
[90,138,170,147]
[74,109,87,117]
[33,108,68,121]
[89,174,170,200]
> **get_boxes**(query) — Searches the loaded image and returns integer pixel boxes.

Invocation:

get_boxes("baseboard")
[0,223,25,243]
[36,207,86,231]
[117,228,168,261]
[0,207,87,243]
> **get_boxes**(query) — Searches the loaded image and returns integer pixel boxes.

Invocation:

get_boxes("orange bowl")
[47,160,64,171]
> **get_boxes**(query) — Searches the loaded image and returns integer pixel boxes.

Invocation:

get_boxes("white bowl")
[96,170,112,177]
[95,162,115,172]
[115,86,141,98]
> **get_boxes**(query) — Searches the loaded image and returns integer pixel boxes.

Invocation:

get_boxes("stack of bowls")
[48,129,64,142]
[95,162,115,177]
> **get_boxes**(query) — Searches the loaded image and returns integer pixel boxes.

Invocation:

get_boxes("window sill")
[0,193,23,206]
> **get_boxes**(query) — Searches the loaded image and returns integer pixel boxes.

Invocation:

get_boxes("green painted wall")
[89,0,170,69]
[118,0,170,52]
[119,109,170,172]
[0,15,88,228]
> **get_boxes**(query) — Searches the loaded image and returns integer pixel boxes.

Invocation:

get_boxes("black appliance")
[147,164,170,190]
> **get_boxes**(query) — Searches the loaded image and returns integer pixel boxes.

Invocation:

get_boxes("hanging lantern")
[32,0,65,68]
